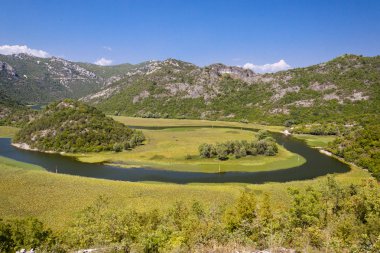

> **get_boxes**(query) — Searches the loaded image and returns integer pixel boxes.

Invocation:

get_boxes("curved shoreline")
[11,142,64,154]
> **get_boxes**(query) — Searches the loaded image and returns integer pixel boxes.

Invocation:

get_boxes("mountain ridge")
[1,53,379,125]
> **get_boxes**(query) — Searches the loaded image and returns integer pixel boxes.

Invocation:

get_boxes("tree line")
[198,130,278,160]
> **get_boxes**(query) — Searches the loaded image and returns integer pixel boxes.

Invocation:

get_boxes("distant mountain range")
[1,53,379,124]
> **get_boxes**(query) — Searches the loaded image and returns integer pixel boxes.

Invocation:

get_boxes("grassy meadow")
[0,154,370,233]
[293,134,336,148]
[112,116,285,132]
[0,117,373,233]
[0,126,19,138]
[72,127,305,173]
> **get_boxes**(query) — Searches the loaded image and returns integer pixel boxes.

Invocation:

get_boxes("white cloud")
[102,46,112,51]
[243,59,291,73]
[94,57,113,66]
[0,44,50,58]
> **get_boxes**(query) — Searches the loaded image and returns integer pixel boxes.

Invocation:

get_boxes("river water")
[0,127,349,184]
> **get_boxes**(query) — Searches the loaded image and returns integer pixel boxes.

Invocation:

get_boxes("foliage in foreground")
[1,177,379,252]
[13,99,145,153]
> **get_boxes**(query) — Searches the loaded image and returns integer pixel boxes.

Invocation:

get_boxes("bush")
[256,130,270,140]
[113,143,123,152]
[198,143,215,158]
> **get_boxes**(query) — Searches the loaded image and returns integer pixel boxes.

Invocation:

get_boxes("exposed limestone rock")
[133,90,150,103]
[309,81,337,91]
[323,93,343,103]
[288,99,315,107]
[0,61,17,77]
[271,86,300,101]
[346,91,369,101]
[269,108,290,115]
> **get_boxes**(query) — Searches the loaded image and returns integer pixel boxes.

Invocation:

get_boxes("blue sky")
[0,0,379,71]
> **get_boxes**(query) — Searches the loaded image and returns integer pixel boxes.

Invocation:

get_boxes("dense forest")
[13,99,144,153]
[1,177,379,253]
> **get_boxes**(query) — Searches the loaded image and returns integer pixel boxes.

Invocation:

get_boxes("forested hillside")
[13,99,144,152]
[0,91,36,126]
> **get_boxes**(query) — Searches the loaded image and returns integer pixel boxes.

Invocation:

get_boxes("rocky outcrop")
[0,61,17,77]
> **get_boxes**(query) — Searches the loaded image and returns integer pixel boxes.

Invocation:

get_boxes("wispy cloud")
[0,44,50,58]
[102,46,112,51]
[94,57,113,66]
[243,59,291,73]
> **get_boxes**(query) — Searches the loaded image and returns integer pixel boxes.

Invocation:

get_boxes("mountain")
[0,54,141,103]
[13,99,144,153]
[1,53,379,125]
[89,55,380,125]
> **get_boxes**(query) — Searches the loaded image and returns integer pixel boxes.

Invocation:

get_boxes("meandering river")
[0,127,350,184]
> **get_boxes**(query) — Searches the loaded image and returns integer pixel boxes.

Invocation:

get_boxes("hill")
[13,99,144,152]
[0,91,36,127]
[0,53,165,104]
[86,55,379,125]
[2,53,378,126]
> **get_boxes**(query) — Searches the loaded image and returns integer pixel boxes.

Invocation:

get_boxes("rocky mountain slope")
[91,55,380,125]
[1,53,379,125]
[0,54,139,103]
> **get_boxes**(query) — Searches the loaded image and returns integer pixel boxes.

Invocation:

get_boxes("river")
[0,127,349,184]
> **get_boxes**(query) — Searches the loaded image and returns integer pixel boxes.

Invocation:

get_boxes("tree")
[215,143,228,160]
[256,130,270,140]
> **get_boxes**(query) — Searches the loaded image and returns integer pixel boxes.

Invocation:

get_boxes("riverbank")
[0,152,371,232]
[69,127,305,173]
[112,116,285,133]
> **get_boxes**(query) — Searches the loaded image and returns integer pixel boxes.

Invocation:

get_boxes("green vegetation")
[0,156,44,171]
[0,91,36,127]
[1,175,379,252]
[95,55,380,126]
[0,217,59,252]
[0,126,19,138]
[327,124,380,180]
[13,99,144,153]
[293,134,336,148]
[0,54,107,103]
[112,115,285,132]
[199,131,278,160]
[69,127,302,173]
[291,123,346,135]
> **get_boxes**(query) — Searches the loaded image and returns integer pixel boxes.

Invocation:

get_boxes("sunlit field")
[72,126,305,173]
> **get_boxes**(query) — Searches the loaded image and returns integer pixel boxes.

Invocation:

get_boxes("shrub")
[113,143,123,152]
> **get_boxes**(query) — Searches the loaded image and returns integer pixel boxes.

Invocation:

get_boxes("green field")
[0,117,373,233]
[0,126,19,138]
[71,126,305,173]
[293,134,336,148]
[0,154,370,232]
[112,116,285,132]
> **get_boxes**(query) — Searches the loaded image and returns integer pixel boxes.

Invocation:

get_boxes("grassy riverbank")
[112,116,285,132]
[0,154,370,232]
[293,134,336,148]
[0,126,19,138]
[0,117,373,233]
[72,127,305,173]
